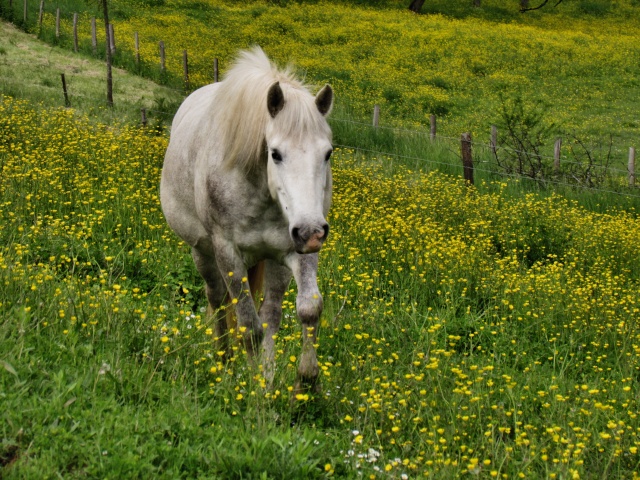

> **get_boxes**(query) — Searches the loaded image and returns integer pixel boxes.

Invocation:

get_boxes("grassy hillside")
[0,21,182,126]
[1,1,640,478]
[4,0,639,157]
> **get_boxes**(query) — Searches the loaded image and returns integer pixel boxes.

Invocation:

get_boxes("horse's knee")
[297,293,323,325]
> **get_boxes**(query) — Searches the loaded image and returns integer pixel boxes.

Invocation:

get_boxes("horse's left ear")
[315,84,333,116]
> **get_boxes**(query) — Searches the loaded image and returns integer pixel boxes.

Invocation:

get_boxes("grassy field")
[4,0,640,156]
[1,0,640,478]
[1,97,639,478]
[0,21,182,126]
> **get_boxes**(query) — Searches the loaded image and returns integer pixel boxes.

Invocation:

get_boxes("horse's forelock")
[269,86,332,146]
[212,47,330,171]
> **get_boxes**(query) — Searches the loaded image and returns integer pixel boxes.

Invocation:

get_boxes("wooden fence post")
[55,8,60,38]
[490,125,497,156]
[73,13,78,52]
[91,17,97,55]
[554,138,562,174]
[23,0,27,24]
[108,23,115,55]
[461,132,474,185]
[430,114,436,141]
[214,58,219,82]
[159,41,165,72]
[38,0,44,30]
[141,108,147,127]
[373,104,380,128]
[134,32,140,65]
[183,50,189,91]
[629,147,636,187]
[60,73,70,107]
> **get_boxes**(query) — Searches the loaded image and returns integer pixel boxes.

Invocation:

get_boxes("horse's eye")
[271,150,282,163]
[325,149,333,162]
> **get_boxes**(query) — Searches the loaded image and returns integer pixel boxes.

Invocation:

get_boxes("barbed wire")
[3,85,637,198]
[336,144,640,199]
[331,117,633,175]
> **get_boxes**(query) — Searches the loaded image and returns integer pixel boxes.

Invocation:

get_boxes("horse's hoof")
[293,375,321,396]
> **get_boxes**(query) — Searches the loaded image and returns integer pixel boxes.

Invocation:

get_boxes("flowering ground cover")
[1,97,639,478]
[22,0,640,156]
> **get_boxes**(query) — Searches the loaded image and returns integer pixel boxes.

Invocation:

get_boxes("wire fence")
[331,117,632,176]
[3,78,639,200]
[335,143,640,200]
[1,1,638,199]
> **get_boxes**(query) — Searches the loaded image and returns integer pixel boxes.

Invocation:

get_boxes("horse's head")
[265,82,334,254]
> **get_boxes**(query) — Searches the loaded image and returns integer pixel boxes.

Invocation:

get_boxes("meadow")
[1,0,640,478]
[4,0,640,153]
[1,95,639,478]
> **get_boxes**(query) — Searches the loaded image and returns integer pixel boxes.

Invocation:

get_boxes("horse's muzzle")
[291,223,329,254]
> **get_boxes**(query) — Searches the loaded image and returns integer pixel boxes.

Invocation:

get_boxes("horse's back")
[161,83,221,249]
[171,83,219,135]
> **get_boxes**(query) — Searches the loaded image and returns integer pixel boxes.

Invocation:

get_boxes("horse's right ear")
[267,82,285,118]
[315,84,333,116]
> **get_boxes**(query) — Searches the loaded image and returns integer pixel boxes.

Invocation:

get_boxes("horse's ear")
[315,84,333,116]
[267,82,285,118]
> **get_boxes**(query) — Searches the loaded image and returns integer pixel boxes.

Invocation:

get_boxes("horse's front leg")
[212,237,263,358]
[286,253,323,393]
[258,260,291,387]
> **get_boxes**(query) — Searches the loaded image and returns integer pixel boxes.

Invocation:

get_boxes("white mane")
[212,46,331,171]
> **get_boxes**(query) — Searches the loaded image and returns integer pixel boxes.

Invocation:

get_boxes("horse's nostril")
[322,224,329,239]
[292,227,301,241]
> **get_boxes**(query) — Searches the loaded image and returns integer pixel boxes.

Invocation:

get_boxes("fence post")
[134,32,140,65]
[60,73,70,107]
[55,8,60,38]
[38,0,44,30]
[108,23,115,55]
[23,0,27,25]
[629,147,636,187]
[430,114,436,141]
[214,58,219,82]
[159,41,166,72]
[554,138,562,174]
[91,17,97,55]
[73,13,78,52]
[461,132,474,185]
[183,50,189,92]
[141,108,147,127]
[373,104,380,128]
[490,125,497,156]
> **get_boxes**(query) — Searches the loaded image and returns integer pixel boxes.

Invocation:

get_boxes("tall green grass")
[2,93,639,479]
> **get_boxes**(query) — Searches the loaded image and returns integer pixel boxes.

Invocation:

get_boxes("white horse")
[160,47,334,391]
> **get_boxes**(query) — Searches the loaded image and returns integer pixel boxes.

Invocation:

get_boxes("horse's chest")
[233,208,290,257]
[202,167,292,260]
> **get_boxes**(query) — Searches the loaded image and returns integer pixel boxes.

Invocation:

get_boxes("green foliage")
[578,0,612,15]
[493,93,557,180]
